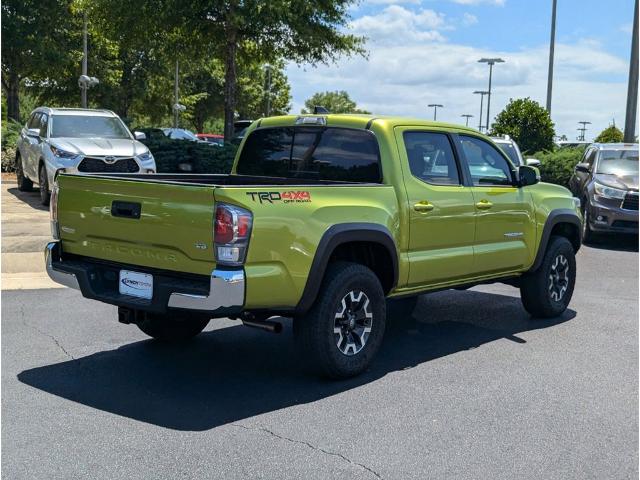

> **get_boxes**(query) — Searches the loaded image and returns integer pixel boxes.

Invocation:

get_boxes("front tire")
[520,236,576,318]
[136,313,209,342]
[15,154,33,191]
[38,164,50,206]
[581,198,594,243]
[294,262,386,379]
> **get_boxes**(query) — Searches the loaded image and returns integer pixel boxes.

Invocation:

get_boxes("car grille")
[77,157,140,173]
[611,220,638,229]
[621,192,639,211]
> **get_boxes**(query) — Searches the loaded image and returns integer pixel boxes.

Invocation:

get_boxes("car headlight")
[594,182,627,200]
[50,146,79,159]
[137,151,154,163]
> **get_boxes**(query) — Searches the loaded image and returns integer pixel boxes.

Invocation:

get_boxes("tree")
[1,0,80,121]
[301,90,369,114]
[166,0,365,140]
[491,98,555,153]
[594,125,624,143]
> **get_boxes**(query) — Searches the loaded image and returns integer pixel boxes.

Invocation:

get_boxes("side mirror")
[574,163,590,173]
[518,165,539,187]
[526,158,541,167]
[26,128,41,138]
[134,131,147,141]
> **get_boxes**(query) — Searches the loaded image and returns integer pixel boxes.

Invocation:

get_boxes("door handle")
[475,200,493,210]
[414,201,434,212]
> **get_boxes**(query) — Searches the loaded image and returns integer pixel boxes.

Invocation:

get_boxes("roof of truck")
[256,114,479,134]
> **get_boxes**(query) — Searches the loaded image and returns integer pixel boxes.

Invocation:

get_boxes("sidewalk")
[1,175,62,290]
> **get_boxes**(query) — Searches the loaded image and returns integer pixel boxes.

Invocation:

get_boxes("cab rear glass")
[236,126,382,183]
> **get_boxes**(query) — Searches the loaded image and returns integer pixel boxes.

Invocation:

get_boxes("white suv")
[16,108,156,205]
[491,135,541,168]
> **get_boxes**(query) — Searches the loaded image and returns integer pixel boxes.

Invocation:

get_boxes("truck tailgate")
[56,174,216,275]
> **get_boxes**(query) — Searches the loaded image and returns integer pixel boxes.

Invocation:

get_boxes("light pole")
[264,64,272,117]
[474,90,489,132]
[461,114,474,127]
[478,57,505,133]
[78,12,99,107]
[428,104,443,121]
[546,0,557,114]
[172,61,186,128]
[578,121,591,141]
[624,0,638,142]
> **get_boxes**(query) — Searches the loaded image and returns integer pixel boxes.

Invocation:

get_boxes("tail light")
[50,183,60,239]
[214,203,253,266]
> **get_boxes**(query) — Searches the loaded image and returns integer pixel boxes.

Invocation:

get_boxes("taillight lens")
[50,183,60,239]
[214,203,253,266]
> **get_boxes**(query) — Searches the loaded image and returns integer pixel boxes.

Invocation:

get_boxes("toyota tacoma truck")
[45,114,582,378]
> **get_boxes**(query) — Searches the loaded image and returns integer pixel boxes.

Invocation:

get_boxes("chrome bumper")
[45,242,80,289]
[168,269,245,311]
[44,242,245,313]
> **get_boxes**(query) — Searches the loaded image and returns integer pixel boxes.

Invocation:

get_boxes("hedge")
[533,147,585,189]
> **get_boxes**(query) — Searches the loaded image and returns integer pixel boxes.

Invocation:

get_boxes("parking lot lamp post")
[428,104,443,121]
[78,12,99,108]
[474,90,488,132]
[264,64,272,117]
[624,0,639,142]
[461,114,474,127]
[578,121,591,141]
[173,61,179,128]
[546,0,557,114]
[478,58,505,133]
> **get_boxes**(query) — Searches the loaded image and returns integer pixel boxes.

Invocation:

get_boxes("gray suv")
[569,143,638,241]
[16,108,156,205]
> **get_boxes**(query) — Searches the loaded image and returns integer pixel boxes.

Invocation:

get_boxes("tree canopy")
[594,125,624,143]
[302,90,370,114]
[491,98,555,154]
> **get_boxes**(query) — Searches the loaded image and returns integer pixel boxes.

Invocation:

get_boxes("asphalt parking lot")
[2,181,638,479]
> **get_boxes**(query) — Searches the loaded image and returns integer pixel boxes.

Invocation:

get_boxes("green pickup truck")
[45,114,582,378]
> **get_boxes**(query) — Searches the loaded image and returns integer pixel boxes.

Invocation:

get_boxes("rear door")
[395,127,476,286]
[22,113,42,180]
[456,134,535,274]
[57,175,217,275]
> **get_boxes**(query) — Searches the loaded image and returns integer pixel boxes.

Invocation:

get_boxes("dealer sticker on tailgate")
[119,270,153,299]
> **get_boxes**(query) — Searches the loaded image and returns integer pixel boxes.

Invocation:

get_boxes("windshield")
[50,115,131,139]
[495,142,522,166]
[596,150,639,175]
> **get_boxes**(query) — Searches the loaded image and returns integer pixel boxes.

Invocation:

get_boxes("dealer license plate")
[119,270,153,299]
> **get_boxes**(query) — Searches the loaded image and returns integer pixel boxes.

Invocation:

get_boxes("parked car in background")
[569,143,638,241]
[196,133,224,146]
[491,135,540,167]
[162,128,202,142]
[16,107,155,205]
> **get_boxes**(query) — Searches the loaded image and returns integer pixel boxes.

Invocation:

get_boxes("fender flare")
[529,208,582,272]
[295,223,398,315]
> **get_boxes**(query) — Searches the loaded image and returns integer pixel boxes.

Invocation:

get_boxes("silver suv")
[16,108,156,205]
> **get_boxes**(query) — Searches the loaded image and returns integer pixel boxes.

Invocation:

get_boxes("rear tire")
[520,236,576,318]
[136,313,209,342]
[38,164,50,206]
[15,154,33,191]
[294,262,386,379]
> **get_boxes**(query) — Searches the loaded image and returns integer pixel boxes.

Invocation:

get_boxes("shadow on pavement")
[583,233,638,253]
[6,187,49,212]
[18,289,575,431]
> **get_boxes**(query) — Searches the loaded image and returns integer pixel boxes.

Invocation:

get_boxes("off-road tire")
[294,262,386,379]
[15,154,33,191]
[136,313,209,342]
[38,164,50,206]
[520,235,576,318]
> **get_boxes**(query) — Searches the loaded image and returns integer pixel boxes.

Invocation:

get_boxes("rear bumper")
[45,242,244,317]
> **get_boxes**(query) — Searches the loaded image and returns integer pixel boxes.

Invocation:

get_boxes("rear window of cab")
[236,126,382,183]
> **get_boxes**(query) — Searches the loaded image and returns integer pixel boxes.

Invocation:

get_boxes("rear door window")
[236,127,381,183]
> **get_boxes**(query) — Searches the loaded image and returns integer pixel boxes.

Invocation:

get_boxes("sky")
[285,0,637,141]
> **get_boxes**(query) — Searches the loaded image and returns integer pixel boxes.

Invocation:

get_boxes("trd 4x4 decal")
[246,191,312,204]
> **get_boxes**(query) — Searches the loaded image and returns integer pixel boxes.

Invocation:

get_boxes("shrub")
[1,119,22,173]
[140,137,237,174]
[594,125,624,143]
[533,147,585,189]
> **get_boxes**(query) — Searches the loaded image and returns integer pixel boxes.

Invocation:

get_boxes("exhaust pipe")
[241,315,283,333]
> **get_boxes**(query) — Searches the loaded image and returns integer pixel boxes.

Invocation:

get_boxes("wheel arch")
[295,223,398,315]
[530,209,581,272]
